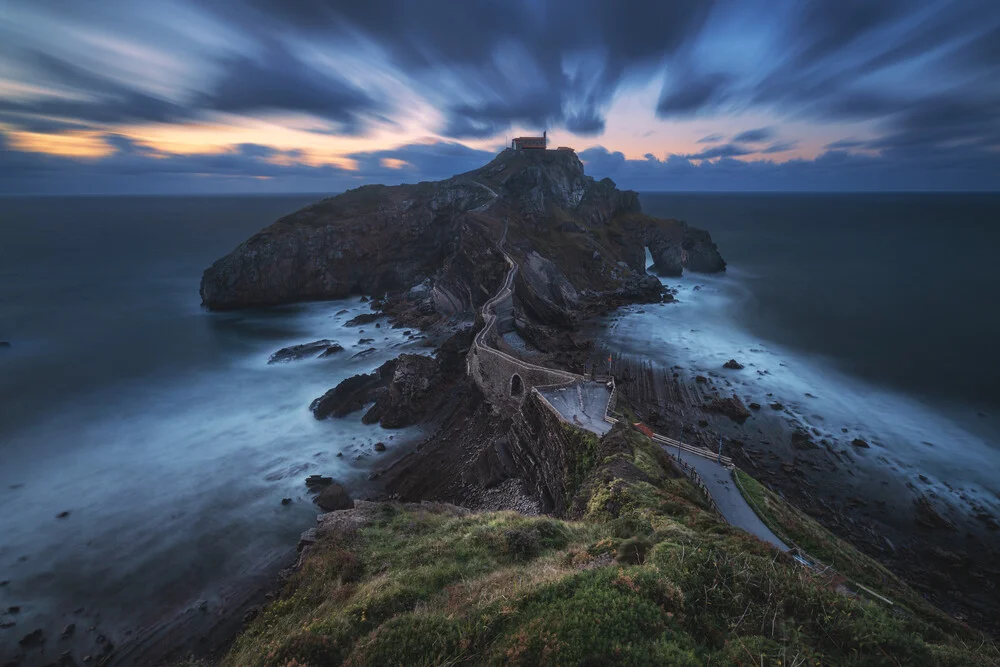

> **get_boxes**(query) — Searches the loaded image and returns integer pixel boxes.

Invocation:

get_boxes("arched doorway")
[510,374,524,397]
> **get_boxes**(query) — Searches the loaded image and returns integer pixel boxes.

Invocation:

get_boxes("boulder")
[915,495,955,531]
[851,438,871,449]
[268,339,343,363]
[310,367,390,419]
[723,359,744,370]
[346,313,380,327]
[791,429,819,450]
[314,484,353,512]
[305,474,334,490]
[19,628,45,646]
[704,394,751,423]
[374,442,387,452]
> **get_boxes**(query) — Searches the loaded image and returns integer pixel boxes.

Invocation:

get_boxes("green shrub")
[345,613,468,667]
[615,536,652,564]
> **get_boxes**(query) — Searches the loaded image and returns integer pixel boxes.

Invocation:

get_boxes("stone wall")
[467,342,579,410]
[466,243,583,410]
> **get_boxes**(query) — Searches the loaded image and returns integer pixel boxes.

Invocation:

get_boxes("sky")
[1,0,998,194]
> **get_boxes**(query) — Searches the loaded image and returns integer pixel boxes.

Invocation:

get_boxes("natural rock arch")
[510,374,524,397]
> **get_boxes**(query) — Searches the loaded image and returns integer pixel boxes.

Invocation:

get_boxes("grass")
[220,425,999,666]
[733,468,978,638]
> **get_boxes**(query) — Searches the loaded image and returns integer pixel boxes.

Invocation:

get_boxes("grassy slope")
[224,426,998,666]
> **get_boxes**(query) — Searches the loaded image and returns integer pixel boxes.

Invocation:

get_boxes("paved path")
[470,219,787,553]
[669,447,789,551]
[537,381,614,436]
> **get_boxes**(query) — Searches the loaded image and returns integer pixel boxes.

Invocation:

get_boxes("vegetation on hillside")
[223,425,998,666]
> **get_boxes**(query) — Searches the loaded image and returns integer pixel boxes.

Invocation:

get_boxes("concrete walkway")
[537,381,614,436]
[471,221,787,554]
[668,447,789,551]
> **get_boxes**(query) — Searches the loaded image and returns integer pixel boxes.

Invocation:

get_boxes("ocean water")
[601,192,1000,517]
[0,196,429,661]
[2,192,998,660]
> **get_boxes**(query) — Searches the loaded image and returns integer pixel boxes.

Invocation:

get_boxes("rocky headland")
[182,149,996,666]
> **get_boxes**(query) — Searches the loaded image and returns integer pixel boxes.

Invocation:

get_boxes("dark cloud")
[761,141,798,154]
[0,129,495,194]
[579,144,1000,192]
[732,127,774,143]
[202,0,717,137]
[684,143,753,160]
[825,139,867,149]
[655,0,1000,155]
[3,0,1000,192]
[564,111,606,136]
[347,141,495,180]
[657,72,732,117]
[793,0,910,64]
[0,43,382,136]
[0,50,193,127]
[198,43,385,134]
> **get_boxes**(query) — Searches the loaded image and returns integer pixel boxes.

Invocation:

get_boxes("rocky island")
[195,149,995,666]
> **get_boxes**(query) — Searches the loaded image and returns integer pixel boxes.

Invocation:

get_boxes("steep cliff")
[200,149,725,319]
[224,421,994,667]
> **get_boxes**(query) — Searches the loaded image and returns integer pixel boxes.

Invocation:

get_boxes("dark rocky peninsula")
[200,148,724,315]
[190,149,993,666]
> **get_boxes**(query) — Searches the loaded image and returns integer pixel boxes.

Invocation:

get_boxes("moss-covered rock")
[222,424,998,667]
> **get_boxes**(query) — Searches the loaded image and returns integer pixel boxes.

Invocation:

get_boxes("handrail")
[468,219,584,383]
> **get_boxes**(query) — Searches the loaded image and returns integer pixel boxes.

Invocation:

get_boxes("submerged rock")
[346,313,380,327]
[305,475,334,490]
[268,339,344,363]
[704,394,751,423]
[915,495,956,531]
[851,438,871,449]
[19,628,45,646]
[790,429,819,450]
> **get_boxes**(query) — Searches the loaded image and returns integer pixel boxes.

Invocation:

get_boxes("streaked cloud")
[0,0,997,192]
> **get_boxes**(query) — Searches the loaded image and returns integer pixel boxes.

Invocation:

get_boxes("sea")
[0,195,430,662]
[1,192,999,661]
[605,192,1000,522]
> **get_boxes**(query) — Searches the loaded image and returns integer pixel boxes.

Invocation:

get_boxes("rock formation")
[201,149,725,320]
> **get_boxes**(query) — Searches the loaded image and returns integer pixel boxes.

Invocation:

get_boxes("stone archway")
[510,373,524,397]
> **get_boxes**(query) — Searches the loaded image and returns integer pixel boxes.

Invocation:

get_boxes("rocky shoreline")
[66,147,991,663]
[584,333,1000,635]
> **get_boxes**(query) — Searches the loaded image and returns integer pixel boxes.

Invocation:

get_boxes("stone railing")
[467,224,583,406]
[668,455,723,516]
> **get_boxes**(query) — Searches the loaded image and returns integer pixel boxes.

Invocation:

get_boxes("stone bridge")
[465,220,793,555]
[466,221,583,408]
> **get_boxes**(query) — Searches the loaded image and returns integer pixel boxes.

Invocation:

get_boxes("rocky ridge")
[200,149,724,326]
